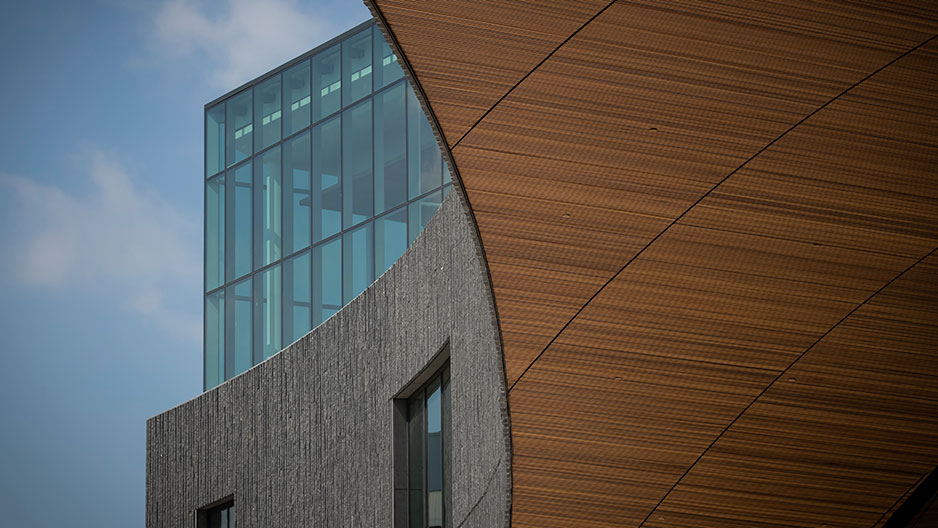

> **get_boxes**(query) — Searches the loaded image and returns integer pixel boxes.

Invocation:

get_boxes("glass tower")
[204,21,451,390]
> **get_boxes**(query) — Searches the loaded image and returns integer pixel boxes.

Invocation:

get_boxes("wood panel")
[370,1,938,526]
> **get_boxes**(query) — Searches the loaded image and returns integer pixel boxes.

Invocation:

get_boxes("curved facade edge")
[364,2,513,525]
[146,190,509,527]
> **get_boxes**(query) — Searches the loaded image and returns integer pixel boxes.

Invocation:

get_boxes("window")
[394,350,451,528]
[198,500,234,528]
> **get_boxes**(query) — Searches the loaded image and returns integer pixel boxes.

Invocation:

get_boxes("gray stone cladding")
[146,190,509,527]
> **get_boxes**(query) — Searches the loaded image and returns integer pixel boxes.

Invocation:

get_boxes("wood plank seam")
[506,32,938,395]
[634,245,938,528]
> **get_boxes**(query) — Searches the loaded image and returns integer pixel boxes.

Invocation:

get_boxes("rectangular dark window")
[395,351,451,528]
[199,500,235,528]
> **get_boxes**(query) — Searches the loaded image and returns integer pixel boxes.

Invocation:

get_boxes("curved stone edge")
[146,191,509,527]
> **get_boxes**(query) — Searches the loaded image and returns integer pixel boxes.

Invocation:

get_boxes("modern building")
[148,3,938,528]
[201,20,451,389]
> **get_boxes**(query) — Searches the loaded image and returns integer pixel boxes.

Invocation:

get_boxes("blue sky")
[0,1,370,525]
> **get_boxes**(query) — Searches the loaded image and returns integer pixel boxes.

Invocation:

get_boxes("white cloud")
[0,151,201,343]
[152,0,338,89]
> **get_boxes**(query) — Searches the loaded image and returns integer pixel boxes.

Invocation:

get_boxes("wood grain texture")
[370,0,938,526]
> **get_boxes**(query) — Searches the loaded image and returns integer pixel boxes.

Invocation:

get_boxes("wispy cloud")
[0,151,201,343]
[152,0,340,90]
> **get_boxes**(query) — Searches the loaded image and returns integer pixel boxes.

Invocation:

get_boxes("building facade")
[149,4,938,528]
[203,20,451,390]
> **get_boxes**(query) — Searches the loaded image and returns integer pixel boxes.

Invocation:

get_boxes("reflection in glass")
[343,222,373,303]
[205,174,225,291]
[373,24,403,89]
[408,84,442,198]
[313,45,341,121]
[283,131,311,254]
[343,101,373,227]
[254,265,281,361]
[312,116,341,241]
[255,74,282,151]
[312,238,341,326]
[204,289,224,390]
[374,84,407,214]
[226,90,253,167]
[283,60,310,136]
[375,207,407,277]
[226,277,252,378]
[408,191,443,244]
[226,162,252,281]
[426,378,443,528]
[406,363,451,528]
[342,28,372,105]
[442,368,451,528]
[254,147,281,267]
[283,250,311,344]
[206,103,225,176]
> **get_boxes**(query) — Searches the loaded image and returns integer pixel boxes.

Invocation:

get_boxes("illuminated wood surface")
[369,1,938,526]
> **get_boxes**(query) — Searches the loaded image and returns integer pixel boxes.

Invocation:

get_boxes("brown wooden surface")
[369,1,938,526]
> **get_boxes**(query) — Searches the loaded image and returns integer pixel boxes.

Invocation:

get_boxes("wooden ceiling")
[368,1,938,526]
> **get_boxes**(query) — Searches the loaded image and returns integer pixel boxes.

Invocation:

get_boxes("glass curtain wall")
[203,21,452,390]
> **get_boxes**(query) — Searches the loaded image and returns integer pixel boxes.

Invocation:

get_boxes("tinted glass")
[255,265,281,361]
[254,146,281,267]
[442,367,451,528]
[408,393,424,528]
[375,207,407,277]
[343,222,373,303]
[374,83,406,214]
[407,84,442,198]
[373,24,403,89]
[283,131,311,254]
[283,250,311,344]
[204,290,224,390]
[312,45,341,121]
[312,238,341,326]
[283,60,311,136]
[342,29,372,105]
[205,174,225,291]
[255,75,282,151]
[206,103,225,176]
[343,100,372,227]
[226,162,252,281]
[226,90,253,167]
[312,116,341,241]
[226,277,252,378]
[408,190,442,244]
[426,378,443,527]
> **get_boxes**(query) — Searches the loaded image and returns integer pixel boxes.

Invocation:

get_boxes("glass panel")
[312,45,341,121]
[283,250,311,344]
[219,509,227,528]
[442,183,452,199]
[226,161,252,281]
[342,100,372,228]
[204,289,224,390]
[283,131,311,254]
[442,366,451,528]
[312,238,341,327]
[408,393,425,528]
[283,60,311,136]
[426,377,443,528]
[206,103,225,177]
[226,89,253,167]
[375,207,407,277]
[408,190,442,244]
[342,222,373,303]
[229,505,235,528]
[254,146,281,267]
[342,28,372,105]
[205,174,225,291]
[225,277,252,379]
[254,74,282,151]
[254,265,281,362]
[374,83,406,214]
[373,24,403,89]
[312,116,341,241]
[407,84,442,198]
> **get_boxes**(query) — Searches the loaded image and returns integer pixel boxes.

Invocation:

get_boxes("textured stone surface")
[146,190,509,527]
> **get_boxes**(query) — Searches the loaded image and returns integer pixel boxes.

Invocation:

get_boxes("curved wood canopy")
[367,1,938,526]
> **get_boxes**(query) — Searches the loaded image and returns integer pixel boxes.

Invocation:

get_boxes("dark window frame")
[196,497,235,528]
